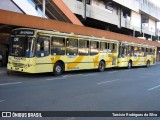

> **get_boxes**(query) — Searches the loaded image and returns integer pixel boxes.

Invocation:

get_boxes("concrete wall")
[63,0,159,36]
[131,11,141,29]
[149,18,156,33]
[63,0,120,26]
[139,0,160,20]
[113,0,139,12]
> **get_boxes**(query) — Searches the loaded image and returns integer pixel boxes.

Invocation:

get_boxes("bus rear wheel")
[53,62,63,76]
[127,61,132,69]
[146,60,150,68]
[98,61,105,72]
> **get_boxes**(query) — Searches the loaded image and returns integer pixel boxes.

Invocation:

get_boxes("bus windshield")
[10,37,35,58]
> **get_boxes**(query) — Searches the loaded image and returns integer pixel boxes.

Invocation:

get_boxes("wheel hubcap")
[128,63,131,68]
[56,66,61,73]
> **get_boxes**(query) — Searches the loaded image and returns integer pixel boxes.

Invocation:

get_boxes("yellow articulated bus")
[7,28,156,75]
[7,28,118,75]
[117,42,156,68]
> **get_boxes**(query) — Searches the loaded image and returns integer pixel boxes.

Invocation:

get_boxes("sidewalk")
[156,62,160,65]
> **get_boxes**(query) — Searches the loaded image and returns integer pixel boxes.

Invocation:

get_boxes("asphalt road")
[0,65,160,120]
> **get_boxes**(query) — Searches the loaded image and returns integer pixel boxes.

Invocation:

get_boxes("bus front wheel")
[53,62,63,76]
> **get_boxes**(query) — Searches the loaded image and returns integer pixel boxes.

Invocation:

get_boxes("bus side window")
[79,40,89,55]
[153,49,155,55]
[131,46,134,56]
[108,43,112,53]
[122,45,127,57]
[90,41,99,55]
[133,46,138,56]
[146,48,150,55]
[150,48,152,55]
[100,42,107,53]
[51,37,65,55]
[36,36,50,57]
[142,47,145,57]
[144,48,147,56]
[128,46,132,56]
[112,43,117,53]
[108,43,116,53]
[66,38,78,56]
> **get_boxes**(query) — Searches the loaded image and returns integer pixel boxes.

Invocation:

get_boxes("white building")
[63,0,160,40]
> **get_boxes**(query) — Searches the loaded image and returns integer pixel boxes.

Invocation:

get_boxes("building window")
[105,2,113,13]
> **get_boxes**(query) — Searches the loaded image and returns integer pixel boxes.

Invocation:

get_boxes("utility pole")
[151,27,153,41]
[42,0,46,18]
[83,0,87,20]
[133,28,135,37]
[158,29,160,41]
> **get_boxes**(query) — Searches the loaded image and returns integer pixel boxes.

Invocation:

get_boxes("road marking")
[108,71,118,74]
[46,77,65,81]
[65,117,76,120]
[83,73,97,76]
[0,100,5,103]
[97,79,119,85]
[0,82,22,86]
[46,74,83,80]
[148,85,160,91]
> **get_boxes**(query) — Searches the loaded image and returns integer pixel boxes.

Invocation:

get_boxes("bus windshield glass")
[10,37,35,57]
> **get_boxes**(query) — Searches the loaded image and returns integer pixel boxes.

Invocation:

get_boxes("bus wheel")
[98,61,105,72]
[127,61,132,69]
[146,60,150,68]
[53,62,63,76]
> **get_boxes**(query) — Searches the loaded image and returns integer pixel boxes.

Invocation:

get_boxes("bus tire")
[146,60,150,68]
[98,61,105,72]
[53,62,63,76]
[127,61,132,69]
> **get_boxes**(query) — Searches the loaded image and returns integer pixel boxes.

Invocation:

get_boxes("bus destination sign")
[12,30,35,36]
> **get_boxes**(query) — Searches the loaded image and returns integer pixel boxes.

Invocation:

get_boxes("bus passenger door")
[35,35,52,73]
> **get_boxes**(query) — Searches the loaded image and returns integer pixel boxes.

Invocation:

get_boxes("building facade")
[63,0,160,41]
[0,0,160,66]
